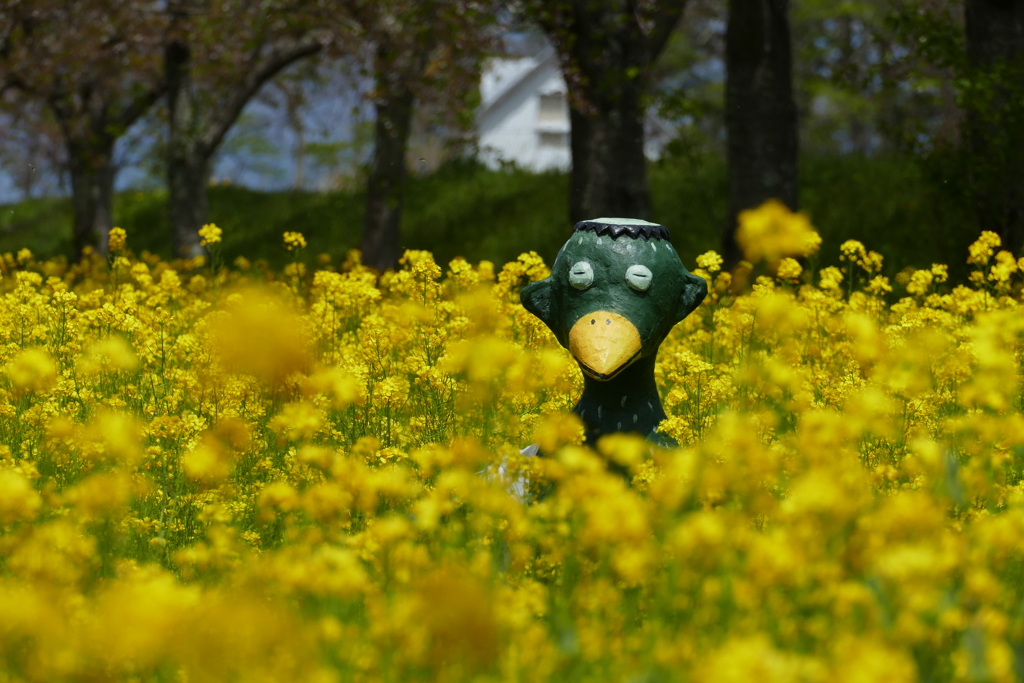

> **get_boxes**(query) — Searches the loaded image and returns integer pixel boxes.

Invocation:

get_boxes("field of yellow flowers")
[2,208,1024,682]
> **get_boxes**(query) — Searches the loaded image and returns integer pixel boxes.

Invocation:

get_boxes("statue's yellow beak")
[568,311,642,381]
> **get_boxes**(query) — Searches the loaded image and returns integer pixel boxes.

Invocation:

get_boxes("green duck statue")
[521,218,707,449]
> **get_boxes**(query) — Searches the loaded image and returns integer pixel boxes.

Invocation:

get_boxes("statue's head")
[521,218,707,381]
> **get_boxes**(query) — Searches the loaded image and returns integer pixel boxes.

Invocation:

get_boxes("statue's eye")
[569,261,594,290]
[625,265,653,292]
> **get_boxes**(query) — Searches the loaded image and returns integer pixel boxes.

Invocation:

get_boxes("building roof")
[477,49,560,129]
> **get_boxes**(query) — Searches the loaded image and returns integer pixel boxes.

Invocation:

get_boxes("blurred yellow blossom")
[209,287,311,384]
[840,239,884,274]
[198,223,222,246]
[108,227,127,252]
[775,257,802,281]
[4,348,57,393]
[990,251,1017,284]
[906,269,934,296]
[182,439,234,484]
[270,401,323,441]
[968,230,1001,265]
[735,199,821,268]
[284,231,307,251]
[79,336,139,375]
[819,265,843,292]
[0,470,42,524]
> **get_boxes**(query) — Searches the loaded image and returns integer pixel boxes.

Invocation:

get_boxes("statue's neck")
[572,355,667,445]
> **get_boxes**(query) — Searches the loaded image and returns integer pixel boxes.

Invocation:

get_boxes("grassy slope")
[0,154,977,279]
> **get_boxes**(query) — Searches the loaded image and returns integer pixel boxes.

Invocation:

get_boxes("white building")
[477,50,571,172]
[477,50,674,173]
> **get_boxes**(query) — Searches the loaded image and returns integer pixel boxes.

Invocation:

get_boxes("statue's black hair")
[573,219,671,242]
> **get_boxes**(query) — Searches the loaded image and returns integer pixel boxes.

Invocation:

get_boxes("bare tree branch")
[199,35,325,154]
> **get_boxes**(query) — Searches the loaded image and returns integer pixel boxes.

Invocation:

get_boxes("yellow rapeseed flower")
[198,222,222,246]
[4,348,57,393]
[108,227,127,252]
[968,230,1001,265]
[283,231,307,251]
[695,250,723,274]
[775,257,802,281]
[735,199,821,268]
[0,228,1022,682]
[182,440,234,485]
[0,469,42,524]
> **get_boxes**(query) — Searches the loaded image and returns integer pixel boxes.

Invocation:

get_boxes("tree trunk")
[166,40,205,258]
[360,85,415,272]
[294,128,305,191]
[964,0,1024,254]
[67,138,116,260]
[163,36,322,258]
[534,1,685,228]
[168,151,210,258]
[723,0,799,267]
[287,96,306,190]
[568,84,651,224]
[18,135,39,199]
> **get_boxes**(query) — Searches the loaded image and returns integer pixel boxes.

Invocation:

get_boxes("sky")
[0,63,371,205]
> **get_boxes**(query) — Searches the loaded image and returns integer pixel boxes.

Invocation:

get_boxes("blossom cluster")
[1,220,1024,682]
